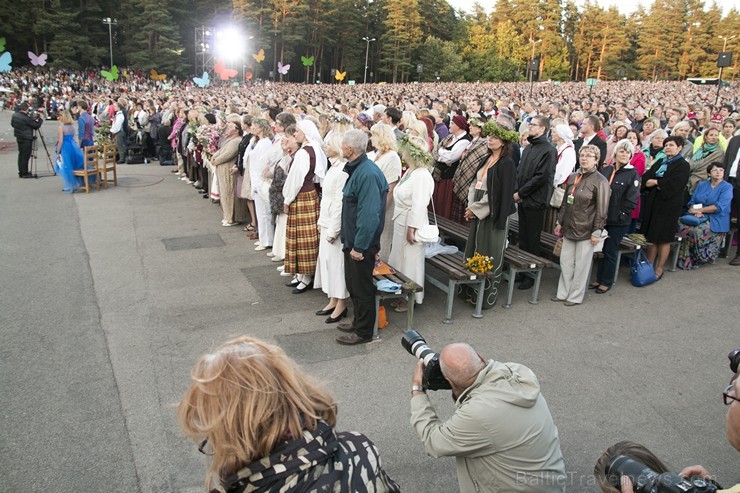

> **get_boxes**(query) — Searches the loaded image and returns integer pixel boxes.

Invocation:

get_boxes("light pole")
[528,37,542,98]
[363,36,376,84]
[102,18,117,68]
[716,35,736,105]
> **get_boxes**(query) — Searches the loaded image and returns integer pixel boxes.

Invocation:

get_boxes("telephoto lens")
[401,330,452,391]
[729,349,740,374]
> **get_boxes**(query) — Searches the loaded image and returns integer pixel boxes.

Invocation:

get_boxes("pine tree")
[124,0,184,73]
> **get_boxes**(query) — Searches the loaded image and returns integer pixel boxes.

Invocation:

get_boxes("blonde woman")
[368,123,402,260]
[388,135,435,312]
[177,336,400,493]
[314,133,350,323]
[55,110,84,192]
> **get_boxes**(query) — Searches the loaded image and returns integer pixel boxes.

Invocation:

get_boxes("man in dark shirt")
[10,102,44,178]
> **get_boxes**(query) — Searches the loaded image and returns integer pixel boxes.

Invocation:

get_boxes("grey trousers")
[115,132,126,162]
[556,237,594,304]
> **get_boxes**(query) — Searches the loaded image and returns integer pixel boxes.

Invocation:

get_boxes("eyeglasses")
[724,384,740,405]
[198,438,214,455]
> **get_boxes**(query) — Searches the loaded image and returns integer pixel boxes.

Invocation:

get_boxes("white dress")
[314,159,349,298]
[248,138,275,246]
[368,150,402,261]
[388,167,434,304]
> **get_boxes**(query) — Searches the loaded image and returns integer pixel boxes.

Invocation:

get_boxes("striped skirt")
[284,189,320,275]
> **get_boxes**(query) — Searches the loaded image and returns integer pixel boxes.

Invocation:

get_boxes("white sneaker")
[193,180,202,188]
[280,271,292,276]
[272,257,284,262]
[277,265,284,271]
[255,245,268,251]
[266,251,275,257]
[254,241,261,246]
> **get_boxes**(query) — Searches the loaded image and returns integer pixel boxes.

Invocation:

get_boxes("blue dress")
[56,125,85,193]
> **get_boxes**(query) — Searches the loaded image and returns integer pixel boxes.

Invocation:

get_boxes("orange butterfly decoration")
[252,49,265,63]
[335,69,346,81]
[214,58,238,81]
[150,69,167,81]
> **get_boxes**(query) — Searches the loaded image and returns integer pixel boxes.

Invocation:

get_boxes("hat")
[452,114,469,132]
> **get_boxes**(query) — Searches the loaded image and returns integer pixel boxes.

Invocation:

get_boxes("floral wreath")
[481,121,519,144]
[398,134,432,168]
[329,112,353,126]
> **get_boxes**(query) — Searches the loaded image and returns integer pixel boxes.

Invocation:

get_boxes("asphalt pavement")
[1,111,738,493]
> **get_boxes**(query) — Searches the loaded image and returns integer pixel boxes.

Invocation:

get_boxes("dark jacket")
[722,135,740,183]
[600,164,641,226]
[485,153,518,229]
[517,134,556,210]
[340,153,388,254]
[574,134,608,168]
[11,111,43,141]
[640,155,691,244]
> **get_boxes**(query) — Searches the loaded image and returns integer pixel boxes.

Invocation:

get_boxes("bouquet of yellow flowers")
[464,252,494,274]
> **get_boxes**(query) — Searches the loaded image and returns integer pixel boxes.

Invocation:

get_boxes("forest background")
[1,0,738,83]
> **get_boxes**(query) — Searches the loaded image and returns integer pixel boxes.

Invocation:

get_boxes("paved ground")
[1,111,738,493]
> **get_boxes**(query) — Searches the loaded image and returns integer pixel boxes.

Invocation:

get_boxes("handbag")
[593,230,609,254]
[415,198,440,244]
[550,185,565,208]
[553,237,563,256]
[679,214,708,227]
[630,250,657,287]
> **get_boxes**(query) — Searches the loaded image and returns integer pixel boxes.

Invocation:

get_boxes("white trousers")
[254,193,274,247]
[556,237,594,304]
[272,213,288,260]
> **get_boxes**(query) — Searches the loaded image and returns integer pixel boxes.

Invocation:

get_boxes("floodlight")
[214,28,246,60]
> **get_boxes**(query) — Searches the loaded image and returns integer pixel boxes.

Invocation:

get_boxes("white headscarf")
[297,119,328,183]
[554,124,574,145]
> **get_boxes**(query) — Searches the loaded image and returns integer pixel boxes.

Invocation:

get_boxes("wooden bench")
[430,212,553,308]
[424,253,491,324]
[373,267,423,338]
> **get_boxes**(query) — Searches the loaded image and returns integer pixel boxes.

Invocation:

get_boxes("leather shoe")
[325,308,348,324]
[292,281,313,294]
[285,279,300,287]
[337,323,355,333]
[518,277,534,290]
[730,255,740,266]
[336,333,372,345]
[316,308,334,316]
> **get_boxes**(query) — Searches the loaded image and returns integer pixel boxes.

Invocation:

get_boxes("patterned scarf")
[221,420,400,493]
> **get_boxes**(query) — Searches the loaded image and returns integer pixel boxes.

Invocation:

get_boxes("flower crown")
[481,121,519,144]
[329,113,353,125]
[468,117,485,129]
[398,134,432,167]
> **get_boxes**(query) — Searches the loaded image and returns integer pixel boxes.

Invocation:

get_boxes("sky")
[448,0,736,16]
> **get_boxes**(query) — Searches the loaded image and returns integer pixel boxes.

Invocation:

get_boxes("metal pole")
[715,66,723,106]
[364,39,370,84]
[108,22,113,68]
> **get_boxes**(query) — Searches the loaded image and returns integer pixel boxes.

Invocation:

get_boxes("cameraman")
[11,102,44,178]
[410,343,566,492]
[618,362,740,493]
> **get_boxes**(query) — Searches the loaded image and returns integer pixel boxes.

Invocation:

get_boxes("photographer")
[10,102,43,178]
[410,342,566,492]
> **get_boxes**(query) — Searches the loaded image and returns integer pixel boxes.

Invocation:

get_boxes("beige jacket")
[557,168,610,241]
[410,360,566,493]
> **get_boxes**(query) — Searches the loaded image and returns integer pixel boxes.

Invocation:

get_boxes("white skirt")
[272,213,288,260]
[314,226,349,299]
[388,217,425,304]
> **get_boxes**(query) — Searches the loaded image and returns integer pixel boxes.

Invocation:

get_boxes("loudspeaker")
[528,59,540,72]
[717,52,732,68]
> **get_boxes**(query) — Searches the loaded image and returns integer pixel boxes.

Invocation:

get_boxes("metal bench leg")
[373,296,380,339]
[503,268,516,309]
[407,294,415,330]
[472,279,484,318]
[612,251,622,287]
[529,269,542,304]
[670,241,680,272]
[443,280,455,324]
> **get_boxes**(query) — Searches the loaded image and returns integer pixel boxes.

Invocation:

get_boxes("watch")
[411,385,426,395]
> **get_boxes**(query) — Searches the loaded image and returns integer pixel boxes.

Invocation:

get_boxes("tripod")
[29,128,55,178]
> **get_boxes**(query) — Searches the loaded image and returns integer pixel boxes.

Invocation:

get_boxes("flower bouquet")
[464,252,494,274]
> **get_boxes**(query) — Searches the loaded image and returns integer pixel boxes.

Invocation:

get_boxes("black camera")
[606,455,718,493]
[729,349,740,374]
[401,330,451,391]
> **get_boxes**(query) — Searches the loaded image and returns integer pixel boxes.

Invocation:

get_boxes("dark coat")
[600,164,641,226]
[575,134,608,168]
[722,135,740,182]
[516,134,556,210]
[640,156,691,243]
[10,111,43,141]
[484,154,518,230]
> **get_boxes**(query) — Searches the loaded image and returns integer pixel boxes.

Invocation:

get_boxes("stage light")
[214,28,246,60]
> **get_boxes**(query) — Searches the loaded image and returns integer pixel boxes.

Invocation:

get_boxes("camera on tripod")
[606,455,718,493]
[401,330,451,391]
[29,109,41,120]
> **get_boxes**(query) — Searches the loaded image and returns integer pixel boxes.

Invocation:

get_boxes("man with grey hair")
[410,343,566,492]
[336,130,388,345]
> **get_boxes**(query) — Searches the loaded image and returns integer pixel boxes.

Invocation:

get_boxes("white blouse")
[245,137,273,193]
[392,167,434,228]
[369,150,402,186]
[283,145,315,205]
[554,142,576,186]
[317,159,349,238]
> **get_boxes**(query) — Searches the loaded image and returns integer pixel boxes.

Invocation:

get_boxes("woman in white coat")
[388,135,435,312]
[313,133,350,324]
[244,119,275,250]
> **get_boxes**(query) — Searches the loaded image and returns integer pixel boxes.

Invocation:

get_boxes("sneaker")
[277,265,284,271]
[266,251,275,257]
[254,241,261,246]
[193,180,202,188]
[255,245,269,251]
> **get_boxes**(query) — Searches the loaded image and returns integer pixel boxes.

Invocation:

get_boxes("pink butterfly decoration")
[277,62,290,75]
[28,51,47,66]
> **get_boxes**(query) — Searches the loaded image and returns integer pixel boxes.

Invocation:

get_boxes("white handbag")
[593,230,609,253]
[415,198,440,244]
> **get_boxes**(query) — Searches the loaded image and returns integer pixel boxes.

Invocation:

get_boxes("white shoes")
[272,256,283,262]
[255,245,270,251]
[280,271,292,276]
[277,265,284,272]
[193,180,202,188]
[266,251,275,257]
[254,241,261,246]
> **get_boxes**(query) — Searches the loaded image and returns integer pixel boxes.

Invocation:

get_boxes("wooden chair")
[100,144,118,188]
[74,145,101,193]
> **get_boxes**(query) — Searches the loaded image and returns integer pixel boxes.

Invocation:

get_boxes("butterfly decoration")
[0,51,11,73]
[277,62,290,75]
[301,55,314,67]
[335,70,346,82]
[252,49,265,63]
[101,65,119,81]
[150,69,167,81]
[192,72,210,88]
[214,58,238,81]
[0,37,6,52]
[28,51,47,66]
[245,71,253,80]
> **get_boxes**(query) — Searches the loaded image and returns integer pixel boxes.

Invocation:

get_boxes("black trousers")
[731,182,740,256]
[596,224,629,287]
[344,246,378,340]
[518,206,546,256]
[17,138,33,175]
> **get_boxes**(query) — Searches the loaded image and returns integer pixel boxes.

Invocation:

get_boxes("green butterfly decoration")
[0,37,6,52]
[301,55,314,67]
[101,65,119,81]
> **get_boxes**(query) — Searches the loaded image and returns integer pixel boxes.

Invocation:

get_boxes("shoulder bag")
[415,198,440,244]
[630,250,657,287]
